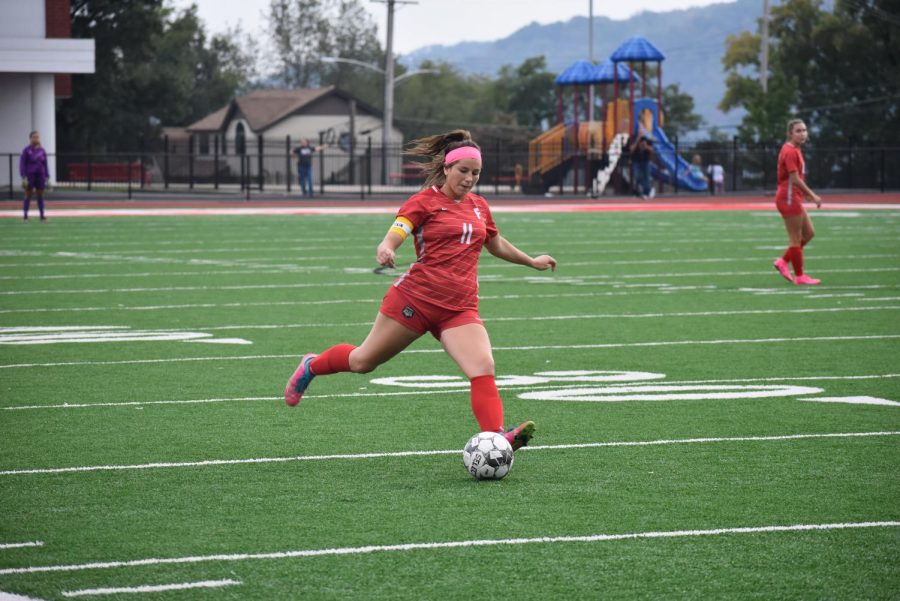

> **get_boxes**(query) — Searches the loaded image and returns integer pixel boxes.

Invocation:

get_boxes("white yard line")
[1,521,897,576]
[4,373,898,411]
[2,334,898,369]
[0,542,43,550]
[61,580,240,597]
[0,431,896,477]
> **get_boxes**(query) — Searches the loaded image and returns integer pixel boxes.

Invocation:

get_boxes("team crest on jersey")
[473,207,482,220]
[402,305,415,319]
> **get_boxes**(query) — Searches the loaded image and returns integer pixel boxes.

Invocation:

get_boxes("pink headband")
[444,146,482,165]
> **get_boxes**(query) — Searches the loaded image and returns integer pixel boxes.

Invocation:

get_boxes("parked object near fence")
[68,162,150,186]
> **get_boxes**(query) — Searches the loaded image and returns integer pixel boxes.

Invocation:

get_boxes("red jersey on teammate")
[775,142,806,215]
[392,185,498,311]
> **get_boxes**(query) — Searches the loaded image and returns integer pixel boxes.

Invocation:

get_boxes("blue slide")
[633,98,709,193]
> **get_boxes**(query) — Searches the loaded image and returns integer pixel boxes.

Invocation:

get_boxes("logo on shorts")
[402,305,415,319]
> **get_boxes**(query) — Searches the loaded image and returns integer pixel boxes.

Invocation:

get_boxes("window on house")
[198,133,210,155]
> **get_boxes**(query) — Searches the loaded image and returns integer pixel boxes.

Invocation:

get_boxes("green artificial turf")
[0,209,898,600]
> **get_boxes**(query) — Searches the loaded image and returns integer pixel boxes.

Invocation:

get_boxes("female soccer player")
[19,131,49,221]
[773,119,822,285]
[285,130,557,450]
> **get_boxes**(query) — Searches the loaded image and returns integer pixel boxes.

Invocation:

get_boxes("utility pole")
[760,0,770,94]
[373,0,416,183]
[588,0,594,122]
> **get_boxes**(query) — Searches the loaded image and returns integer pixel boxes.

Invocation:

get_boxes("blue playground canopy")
[610,36,666,62]
[554,59,602,85]
[593,59,639,84]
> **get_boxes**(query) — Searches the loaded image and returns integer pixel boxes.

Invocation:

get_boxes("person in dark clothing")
[627,131,654,199]
[20,131,49,221]
[293,138,326,197]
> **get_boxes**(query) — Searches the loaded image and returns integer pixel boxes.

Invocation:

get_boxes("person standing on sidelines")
[773,118,822,286]
[293,137,326,197]
[284,129,557,451]
[20,131,49,221]
[707,159,725,195]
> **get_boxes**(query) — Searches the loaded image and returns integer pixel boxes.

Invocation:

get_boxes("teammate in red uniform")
[284,130,557,450]
[772,119,822,285]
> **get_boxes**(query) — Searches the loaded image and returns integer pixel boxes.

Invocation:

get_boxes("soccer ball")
[463,431,514,480]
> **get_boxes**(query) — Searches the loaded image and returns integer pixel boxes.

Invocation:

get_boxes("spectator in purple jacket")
[20,131,49,221]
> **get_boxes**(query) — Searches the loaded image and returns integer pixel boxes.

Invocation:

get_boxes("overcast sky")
[170,0,736,56]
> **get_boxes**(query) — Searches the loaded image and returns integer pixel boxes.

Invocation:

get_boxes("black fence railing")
[4,140,899,200]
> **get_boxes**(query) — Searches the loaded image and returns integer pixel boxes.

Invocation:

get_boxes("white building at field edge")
[0,0,94,186]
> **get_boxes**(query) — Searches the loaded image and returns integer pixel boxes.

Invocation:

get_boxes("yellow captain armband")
[389,216,414,240]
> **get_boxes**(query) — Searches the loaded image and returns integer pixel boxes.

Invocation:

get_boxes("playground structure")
[525,36,709,196]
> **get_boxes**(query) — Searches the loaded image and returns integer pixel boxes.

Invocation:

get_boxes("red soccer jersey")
[392,186,499,310]
[776,142,806,205]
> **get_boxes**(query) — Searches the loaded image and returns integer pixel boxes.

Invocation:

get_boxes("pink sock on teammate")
[309,343,356,375]
[470,375,504,432]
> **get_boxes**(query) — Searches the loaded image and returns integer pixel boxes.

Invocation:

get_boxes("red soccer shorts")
[379,285,483,340]
[776,198,806,217]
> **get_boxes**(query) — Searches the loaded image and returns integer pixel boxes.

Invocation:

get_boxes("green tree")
[719,0,900,143]
[495,56,557,129]
[59,1,254,151]
[267,0,381,93]
[662,83,705,139]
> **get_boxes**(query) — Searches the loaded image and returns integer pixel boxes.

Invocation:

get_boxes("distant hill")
[401,0,765,135]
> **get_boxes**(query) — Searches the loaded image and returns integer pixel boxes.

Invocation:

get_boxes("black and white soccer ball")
[463,431,514,480]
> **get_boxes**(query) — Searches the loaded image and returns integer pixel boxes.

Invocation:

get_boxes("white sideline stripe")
[0,431,896,477]
[0,286,889,316]
[3,334,898,369]
[0,591,46,601]
[3,267,899,296]
[0,542,43,550]
[0,298,376,315]
[5,373,899,411]
[1,522,897,576]
[61,580,240,597]
[184,306,900,331]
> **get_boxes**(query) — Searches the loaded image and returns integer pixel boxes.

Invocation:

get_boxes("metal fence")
[4,139,898,200]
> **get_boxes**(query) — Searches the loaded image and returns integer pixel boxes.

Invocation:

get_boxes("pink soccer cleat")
[504,421,536,451]
[773,258,793,283]
[284,353,317,406]
[794,274,821,286]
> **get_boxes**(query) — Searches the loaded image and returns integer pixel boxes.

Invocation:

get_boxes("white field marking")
[480,253,898,268]
[805,293,866,299]
[188,338,252,345]
[1,432,897,478]
[61,580,241,598]
[0,297,377,315]
[801,396,900,407]
[1,522,898,577]
[858,297,900,302]
[517,384,823,402]
[7,373,900,412]
[0,267,331,281]
[0,327,251,346]
[0,591,46,601]
[0,541,43,550]
[61,306,898,334]
[3,266,899,297]
[3,334,898,370]
[0,281,383,296]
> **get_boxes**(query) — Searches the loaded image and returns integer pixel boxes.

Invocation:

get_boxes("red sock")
[309,343,355,375]
[781,246,791,261]
[786,245,804,276]
[470,375,504,432]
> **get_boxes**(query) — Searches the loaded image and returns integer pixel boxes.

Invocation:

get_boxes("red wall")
[46,0,73,98]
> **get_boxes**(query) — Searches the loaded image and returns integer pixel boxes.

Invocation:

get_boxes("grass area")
[0,208,899,600]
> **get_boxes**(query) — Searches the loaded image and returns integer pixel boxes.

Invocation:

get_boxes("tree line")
[58,0,897,153]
